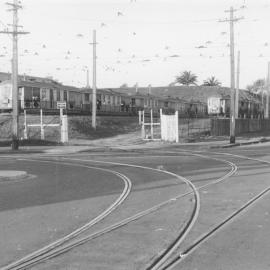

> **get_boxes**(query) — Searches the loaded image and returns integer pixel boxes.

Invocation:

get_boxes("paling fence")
[211,118,270,136]
[178,118,211,140]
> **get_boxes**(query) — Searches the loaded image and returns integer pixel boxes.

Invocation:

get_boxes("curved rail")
[1,151,238,269]
[1,159,132,270]
[160,186,270,270]
[60,156,236,270]
[156,150,270,270]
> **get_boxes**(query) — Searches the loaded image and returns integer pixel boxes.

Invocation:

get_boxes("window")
[64,91,67,101]
[32,87,40,100]
[84,93,90,102]
[57,90,60,101]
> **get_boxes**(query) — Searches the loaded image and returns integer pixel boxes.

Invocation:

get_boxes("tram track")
[144,149,270,270]
[58,154,236,270]
[1,151,238,269]
[1,159,132,270]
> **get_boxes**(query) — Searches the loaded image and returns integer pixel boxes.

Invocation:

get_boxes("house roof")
[0,79,84,93]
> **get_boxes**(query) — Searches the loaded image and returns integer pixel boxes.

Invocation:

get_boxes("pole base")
[11,138,19,150]
[230,136,236,144]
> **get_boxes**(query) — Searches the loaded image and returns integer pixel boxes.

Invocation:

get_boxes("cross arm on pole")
[0,30,29,34]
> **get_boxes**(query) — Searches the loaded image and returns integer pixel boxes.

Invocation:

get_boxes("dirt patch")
[68,115,140,140]
[0,114,140,146]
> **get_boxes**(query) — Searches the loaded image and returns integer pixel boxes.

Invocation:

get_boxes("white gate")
[160,111,179,143]
[139,109,179,143]
[23,109,68,143]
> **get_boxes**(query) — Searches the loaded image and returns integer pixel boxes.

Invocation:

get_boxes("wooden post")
[40,109,45,140]
[92,29,97,129]
[139,110,142,124]
[141,110,145,139]
[175,110,179,143]
[150,109,153,139]
[229,7,236,144]
[23,109,27,139]
[235,50,240,119]
[266,62,270,118]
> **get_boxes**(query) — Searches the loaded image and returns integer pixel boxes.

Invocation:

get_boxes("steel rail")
[1,159,132,270]
[7,156,200,270]
[59,156,237,270]
[160,186,270,270]
[1,152,237,269]
[155,150,270,270]
[7,152,237,270]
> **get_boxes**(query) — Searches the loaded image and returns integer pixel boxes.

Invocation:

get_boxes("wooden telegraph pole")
[266,62,270,119]
[220,7,243,144]
[235,50,240,119]
[0,0,29,150]
[90,30,97,129]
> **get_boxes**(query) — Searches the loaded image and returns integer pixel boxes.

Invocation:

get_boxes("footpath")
[0,130,270,155]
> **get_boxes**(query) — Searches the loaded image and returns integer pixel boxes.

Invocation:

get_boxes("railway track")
[0,159,132,270]
[143,149,270,270]
[1,151,238,269]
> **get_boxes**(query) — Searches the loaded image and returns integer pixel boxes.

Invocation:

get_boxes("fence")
[211,118,270,136]
[139,109,210,142]
[178,118,211,139]
[24,109,68,143]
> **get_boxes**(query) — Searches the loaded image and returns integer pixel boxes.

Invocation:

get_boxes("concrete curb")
[211,138,270,149]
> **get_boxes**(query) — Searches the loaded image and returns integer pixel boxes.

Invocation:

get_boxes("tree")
[202,76,221,86]
[175,71,198,86]
[246,79,265,93]
[120,83,128,88]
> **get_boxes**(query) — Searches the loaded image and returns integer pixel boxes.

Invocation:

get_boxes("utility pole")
[86,69,90,88]
[266,62,270,119]
[0,0,29,150]
[235,50,240,119]
[148,84,151,95]
[90,30,97,129]
[135,82,138,93]
[219,7,243,144]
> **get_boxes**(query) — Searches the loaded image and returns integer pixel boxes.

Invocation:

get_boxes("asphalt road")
[1,142,270,269]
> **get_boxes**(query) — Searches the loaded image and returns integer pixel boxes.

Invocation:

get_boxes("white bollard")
[61,115,68,143]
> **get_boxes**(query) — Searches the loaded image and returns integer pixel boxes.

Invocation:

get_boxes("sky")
[0,0,270,89]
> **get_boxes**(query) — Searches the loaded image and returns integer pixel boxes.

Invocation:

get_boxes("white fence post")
[139,110,142,125]
[141,110,145,139]
[150,109,153,139]
[40,109,45,140]
[23,110,28,139]
[175,110,179,143]
[61,114,68,143]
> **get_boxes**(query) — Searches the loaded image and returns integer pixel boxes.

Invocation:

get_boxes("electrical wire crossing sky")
[0,0,269,89]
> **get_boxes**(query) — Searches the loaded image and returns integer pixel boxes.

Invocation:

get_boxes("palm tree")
[202,76,221,86]
[175,71,198,86]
